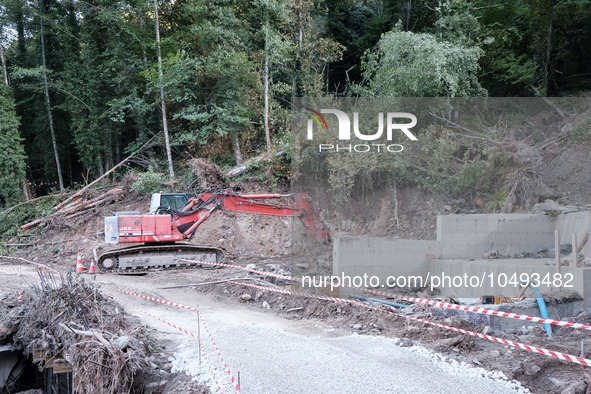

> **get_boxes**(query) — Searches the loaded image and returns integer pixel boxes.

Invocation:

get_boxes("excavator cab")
[149,193,193,214]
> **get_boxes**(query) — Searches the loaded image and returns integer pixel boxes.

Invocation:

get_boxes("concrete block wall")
[333,237,441,297]
[332,212,591,302]
[437,212,591,259]
[437,214,555,259]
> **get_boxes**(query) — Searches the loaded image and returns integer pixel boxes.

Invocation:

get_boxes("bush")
[130,169,165,194]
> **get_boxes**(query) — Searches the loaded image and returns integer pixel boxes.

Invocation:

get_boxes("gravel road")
[172,324,528,394]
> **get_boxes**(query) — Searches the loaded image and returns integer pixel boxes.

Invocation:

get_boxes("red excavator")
[98,190,331,273]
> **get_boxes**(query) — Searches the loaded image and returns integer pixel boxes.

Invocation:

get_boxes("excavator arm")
[106,190,331,246]
[174,191,331,246]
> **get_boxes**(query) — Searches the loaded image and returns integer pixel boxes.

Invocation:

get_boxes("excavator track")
[97,244,223,274]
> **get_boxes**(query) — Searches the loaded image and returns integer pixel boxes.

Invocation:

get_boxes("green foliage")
[483,188,508,212]
[572,111,591,141]
[0,194,63,239]
[362,30,487,97]
[130,169,165,195]
[2,0,591,196]
[0,85,27,206]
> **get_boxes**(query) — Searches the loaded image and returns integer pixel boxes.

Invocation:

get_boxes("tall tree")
[40,18,64,190]
[154,0,174,178]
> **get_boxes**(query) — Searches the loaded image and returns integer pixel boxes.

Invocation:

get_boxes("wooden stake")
[577,232,589,254]
[555,229,561,274]
[197,310,201,366]
[571,233,578,268]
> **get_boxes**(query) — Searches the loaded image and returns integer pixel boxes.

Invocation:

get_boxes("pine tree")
[0,84,28,205]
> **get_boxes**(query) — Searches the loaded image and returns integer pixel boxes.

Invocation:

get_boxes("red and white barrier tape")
[140,310,226,394]
[119,289,240,392]
[118,289,197,311]
[179,258,591,332]
[354,286,591,331]
[229,280,591,367]
[178,258,292,281]
[0,267,22,273]
[198,313,240,392]
[0,256,59,273]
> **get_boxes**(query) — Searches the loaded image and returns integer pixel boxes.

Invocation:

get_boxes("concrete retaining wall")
[332,212,591,306]
[427,258,586,298]
[556,212,591,257]
[333,237,441,297]
[437,214,554,259]
[437,212,591,259]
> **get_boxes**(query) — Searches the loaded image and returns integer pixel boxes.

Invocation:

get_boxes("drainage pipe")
[521,281,552,338]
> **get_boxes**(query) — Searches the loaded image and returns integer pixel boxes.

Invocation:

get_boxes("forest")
[1,0,591,206]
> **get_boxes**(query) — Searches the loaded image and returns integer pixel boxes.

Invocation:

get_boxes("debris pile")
[0,272,147,393]
[187,158,227,190]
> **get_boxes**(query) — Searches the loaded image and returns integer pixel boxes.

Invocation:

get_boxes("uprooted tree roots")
[0,272,148,393]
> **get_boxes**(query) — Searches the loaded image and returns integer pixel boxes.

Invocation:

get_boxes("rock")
[352,323,362,330]
[517,326,530,335]
[548,377,567,388]
[406,325,421,333]
[262,301,270,309]
[561,380,587,394]
[113,335,131,350]
[522,363,541,376]
[482,326,492,335]
[489,350,501,358]
[560,243,572,255]
[484,250,499,259]
[444,205,453,212]
[534,245,549,254]
[534,199,566,214]
[254,290,264,302]
[441,336,463,347]
[239,294,252,302]
[245,264,256,271]
[396,338,414,347]
[443,316,460,326]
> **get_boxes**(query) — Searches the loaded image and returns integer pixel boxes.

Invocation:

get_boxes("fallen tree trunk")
[20,133,160,231]
[54,132,161,211]
[225,149,286,178]
[21,187,124,230]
